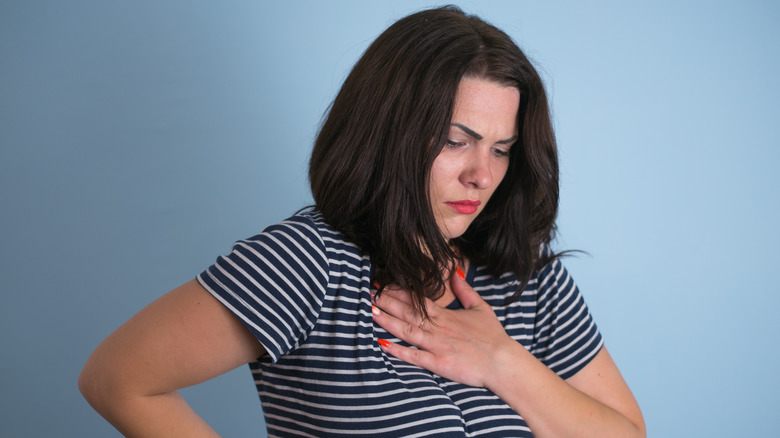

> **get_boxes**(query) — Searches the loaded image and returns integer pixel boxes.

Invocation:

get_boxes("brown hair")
[309,6,560,316]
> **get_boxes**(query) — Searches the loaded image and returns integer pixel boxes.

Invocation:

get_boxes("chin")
[440,221,473,240]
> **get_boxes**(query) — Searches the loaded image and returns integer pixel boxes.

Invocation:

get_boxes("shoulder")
[470,243,569,301]
[246,209,364,265]
[255,209,327,244]
[533,246,578,300]
[239,210,331,250]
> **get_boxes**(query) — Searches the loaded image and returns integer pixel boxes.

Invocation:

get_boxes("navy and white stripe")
[198,210,603,437]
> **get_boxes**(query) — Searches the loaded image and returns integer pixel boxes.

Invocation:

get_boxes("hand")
[374,275,647,437]
[372,271,516,388]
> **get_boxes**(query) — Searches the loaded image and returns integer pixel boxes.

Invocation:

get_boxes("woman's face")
[430,77,520,240]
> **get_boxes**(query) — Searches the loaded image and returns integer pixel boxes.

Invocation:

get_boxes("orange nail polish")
[456,266,465,280]
[372,305,380,316]
[377,338,391,348]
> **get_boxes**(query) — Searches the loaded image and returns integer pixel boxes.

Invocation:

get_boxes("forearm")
[488,344,645,438]
[83,389,220,438]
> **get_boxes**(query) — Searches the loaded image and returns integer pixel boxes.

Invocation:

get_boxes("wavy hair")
[309,6,560,316]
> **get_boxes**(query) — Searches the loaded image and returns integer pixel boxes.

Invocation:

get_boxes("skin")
[372,78,646,437]
[79,78,645,437]
[429,77,518,242]
[79,280,265,436]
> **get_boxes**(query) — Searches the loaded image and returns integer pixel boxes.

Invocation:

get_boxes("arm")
[486,338,644,437]
[372,273,645,438]
[79,279,265,437]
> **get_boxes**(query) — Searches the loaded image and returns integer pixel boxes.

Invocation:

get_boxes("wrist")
[484,338,530,394]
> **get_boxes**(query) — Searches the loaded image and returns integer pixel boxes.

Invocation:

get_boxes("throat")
[433,260,468,307]
[435,287,457,307]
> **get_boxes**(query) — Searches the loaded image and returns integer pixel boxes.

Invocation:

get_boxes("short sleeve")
[197,214,330,363]
[531,258,604,380]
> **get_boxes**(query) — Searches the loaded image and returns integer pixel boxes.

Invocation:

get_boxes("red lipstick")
[445,200,481,214]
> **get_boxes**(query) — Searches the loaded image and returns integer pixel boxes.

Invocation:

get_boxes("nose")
[459,151,493,189]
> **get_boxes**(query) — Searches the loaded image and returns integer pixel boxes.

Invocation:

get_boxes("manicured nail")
[372,305,380,316]
[372,281,380,290]
[377,338,391,348]
[456,266,465,280]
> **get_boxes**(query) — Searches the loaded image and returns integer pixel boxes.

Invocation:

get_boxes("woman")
[80,6,645,437]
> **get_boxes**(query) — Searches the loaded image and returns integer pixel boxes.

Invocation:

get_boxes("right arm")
[79,279,265,437]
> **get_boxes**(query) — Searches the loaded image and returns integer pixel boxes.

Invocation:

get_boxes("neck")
[434,258,468,307]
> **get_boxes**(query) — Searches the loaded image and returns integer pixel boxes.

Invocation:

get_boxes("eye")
[445,139,466,148]
[492,147,511,158]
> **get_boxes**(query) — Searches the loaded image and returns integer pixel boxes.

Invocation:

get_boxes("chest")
[251,269,536,437]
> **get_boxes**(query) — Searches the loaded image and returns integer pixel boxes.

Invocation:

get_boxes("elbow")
[628,411,647,438]
[79,354,125,415]
[78,359,107,411]
[636,419,647,438]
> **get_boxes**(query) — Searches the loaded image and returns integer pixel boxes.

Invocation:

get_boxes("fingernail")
[377,338,391,348]
[456,266,465,280]
[372,305,380,316]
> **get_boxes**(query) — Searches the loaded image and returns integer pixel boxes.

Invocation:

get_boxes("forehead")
[451,78,520,134]
[454,77,520,109]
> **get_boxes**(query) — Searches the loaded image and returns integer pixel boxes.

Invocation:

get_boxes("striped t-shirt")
[197,210,603,437]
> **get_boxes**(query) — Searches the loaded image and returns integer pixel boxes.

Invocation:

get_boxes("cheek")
[491,156,509,175]
[489,161,510,194]
[497,162,509,183]
[428,159,450,199]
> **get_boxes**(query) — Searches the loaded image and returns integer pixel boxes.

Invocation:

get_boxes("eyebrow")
[451,123,518,144]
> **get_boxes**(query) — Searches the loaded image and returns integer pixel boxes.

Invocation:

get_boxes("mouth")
[445,200,481,214]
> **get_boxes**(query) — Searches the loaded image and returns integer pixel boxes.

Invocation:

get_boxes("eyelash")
[493,148,511,158]
[446,139,511,158]
[445,139,465,148]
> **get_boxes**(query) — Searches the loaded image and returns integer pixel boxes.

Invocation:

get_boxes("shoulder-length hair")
[309,6,560,316]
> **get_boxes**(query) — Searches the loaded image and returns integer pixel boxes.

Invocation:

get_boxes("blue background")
[2,1,778,436]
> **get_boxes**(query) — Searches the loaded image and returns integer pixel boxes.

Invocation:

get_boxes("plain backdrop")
[2,1,779,436]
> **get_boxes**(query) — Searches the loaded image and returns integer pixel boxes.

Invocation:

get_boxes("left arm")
[372,273,645,438]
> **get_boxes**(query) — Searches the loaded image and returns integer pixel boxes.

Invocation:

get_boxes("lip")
[445,200,481,214]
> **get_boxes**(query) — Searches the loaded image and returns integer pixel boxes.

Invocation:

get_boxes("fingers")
[375,335,435,370]
[376,285,415,307]
[374,288,426,325]
[372,302,429,352]
[450,267,484,309]
[374,282,443,325]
